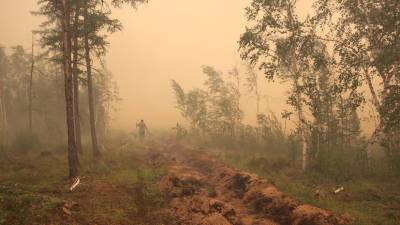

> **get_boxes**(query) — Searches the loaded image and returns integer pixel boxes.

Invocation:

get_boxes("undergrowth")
[0,144,169,225]
[218,149,400,225]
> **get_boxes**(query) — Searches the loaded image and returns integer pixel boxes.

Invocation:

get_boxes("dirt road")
[147,141,352,225]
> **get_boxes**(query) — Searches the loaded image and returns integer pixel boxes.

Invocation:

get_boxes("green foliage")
[315,0,400,173]
[0,45,68,150]
[239,0,372,176]
[35,0,127,55]
[111,0,148,8]
[171,66,244,147]
[0,185,52,225]
[380,86,400,131]
[203,66,243,139]
[171,80,187,117]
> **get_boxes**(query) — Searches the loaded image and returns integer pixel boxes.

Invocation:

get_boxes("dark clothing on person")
[137,121,148,141]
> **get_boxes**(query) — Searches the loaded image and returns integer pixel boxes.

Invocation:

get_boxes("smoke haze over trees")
[0,0,399,224]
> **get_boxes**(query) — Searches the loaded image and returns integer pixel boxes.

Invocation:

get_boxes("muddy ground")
[147,140,353,225]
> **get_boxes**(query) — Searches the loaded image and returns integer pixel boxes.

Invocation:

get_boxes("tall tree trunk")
[364,68,380,110]
[0,89,5,150]
[0,58,6,150]
[256,95,260,115]
[286,3,307,171]
[357,1,393,166]
[83,1,101,159]
[29,33,34,144]
[61,0,79,178]
[256,84,260,115]
[294,77,307,171]
[291,54,308,171]
[298,97,307,171]
[364,67,384,167]
[72,6,83,155]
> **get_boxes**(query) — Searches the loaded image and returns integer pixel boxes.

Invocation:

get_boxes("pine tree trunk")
[29,33,34,144]
[72,7,83,155]
[0,57,7,150]
[315,121,321,159]
[83,1,101,159]
[0,90,5,150]
[3,89,7,149]
[61,0,79,178]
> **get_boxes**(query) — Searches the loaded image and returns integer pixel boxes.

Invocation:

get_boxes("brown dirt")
[153,141,352,225]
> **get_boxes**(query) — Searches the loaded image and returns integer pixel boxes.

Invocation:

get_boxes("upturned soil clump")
[154,142,353,225]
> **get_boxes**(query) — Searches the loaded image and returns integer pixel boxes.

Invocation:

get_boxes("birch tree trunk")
[295,82,307,171]
[287,3,307,171]
[364,66,385,166]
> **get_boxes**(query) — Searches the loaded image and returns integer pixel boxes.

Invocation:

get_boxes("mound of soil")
[156,142,352,225]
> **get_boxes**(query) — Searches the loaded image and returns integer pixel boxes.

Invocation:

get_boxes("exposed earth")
[147,140,352,225]
[0,139,354,225]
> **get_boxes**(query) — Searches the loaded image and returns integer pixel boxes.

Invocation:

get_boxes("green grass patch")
[218,150,400,225]
[0,144,169,225]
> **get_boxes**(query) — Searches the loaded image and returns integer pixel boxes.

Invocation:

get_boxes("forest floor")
[0,140,171,225]
[0,138,399,225]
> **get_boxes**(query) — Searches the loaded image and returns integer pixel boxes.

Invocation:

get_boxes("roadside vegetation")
[0,139,169,225]
[169,1,400,224]
[170,61,399,224]
[218,149,400,225]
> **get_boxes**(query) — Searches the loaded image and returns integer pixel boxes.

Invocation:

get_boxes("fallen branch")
[69,177,80,191]
[334,186,344,194]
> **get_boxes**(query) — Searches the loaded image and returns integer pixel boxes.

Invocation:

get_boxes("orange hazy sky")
[4,0,371,133]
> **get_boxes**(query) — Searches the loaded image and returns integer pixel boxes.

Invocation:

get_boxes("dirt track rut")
[148,141,351,225]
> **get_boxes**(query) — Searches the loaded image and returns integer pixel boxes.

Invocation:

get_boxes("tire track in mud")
[147,141,352,225]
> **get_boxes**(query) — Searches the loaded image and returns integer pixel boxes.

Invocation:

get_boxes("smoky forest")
[0,0,399,225]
